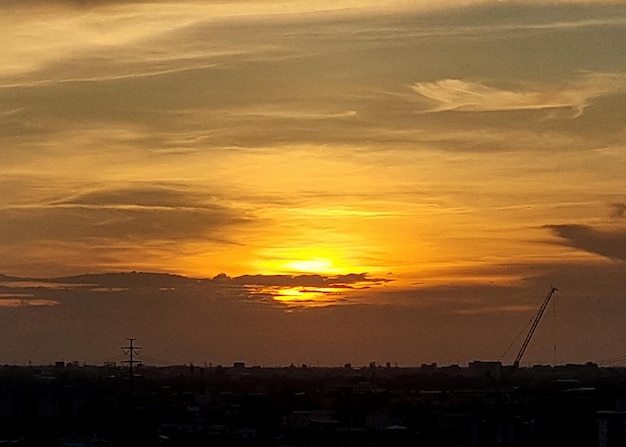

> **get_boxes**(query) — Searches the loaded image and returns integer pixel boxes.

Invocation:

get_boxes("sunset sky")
[0,0,625,367]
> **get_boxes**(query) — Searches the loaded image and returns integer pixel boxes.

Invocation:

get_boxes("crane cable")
[499,311,534,362]
[552,291,557,366]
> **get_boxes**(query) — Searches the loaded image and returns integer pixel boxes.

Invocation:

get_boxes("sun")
[256,247,356,275]
[248,246,386,306]
[283,257,336,274]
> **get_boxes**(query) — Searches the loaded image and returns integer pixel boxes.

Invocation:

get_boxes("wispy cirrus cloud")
[411,74,626,116]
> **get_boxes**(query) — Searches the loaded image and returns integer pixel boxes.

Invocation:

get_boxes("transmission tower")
[121,338,142,395]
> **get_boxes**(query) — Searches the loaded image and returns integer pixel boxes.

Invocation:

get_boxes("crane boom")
[513,286,558,368]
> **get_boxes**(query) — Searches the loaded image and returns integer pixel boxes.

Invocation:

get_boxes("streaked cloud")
[411,74,626,116]
[0,298,60,308]
[0,184,253,245]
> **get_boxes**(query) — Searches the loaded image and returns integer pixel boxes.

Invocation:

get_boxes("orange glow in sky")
[0,0,625,366]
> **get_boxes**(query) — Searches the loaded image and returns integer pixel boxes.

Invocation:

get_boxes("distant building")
[441,364,462,376]
[468,361,502,380]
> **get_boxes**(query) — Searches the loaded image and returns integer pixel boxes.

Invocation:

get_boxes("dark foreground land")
[1,361,626,446]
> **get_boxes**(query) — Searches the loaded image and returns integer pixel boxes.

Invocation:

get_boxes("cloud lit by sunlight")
[262,286,345,307]
[412,74,626,116]
[0,297,60,308]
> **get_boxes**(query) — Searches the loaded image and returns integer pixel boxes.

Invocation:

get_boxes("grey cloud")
[52,184,220,209]
[230,273,388,288]
[0,271,386,296]
[0,184,253,244]
[209,273,389,307]
[0,263,623,366]
[226,274,393,307]
[546,224,626,261]
[0,271,385,314]
[151,148,200,155]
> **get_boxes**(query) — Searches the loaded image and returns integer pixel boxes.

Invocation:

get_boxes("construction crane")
[513,286,558,368]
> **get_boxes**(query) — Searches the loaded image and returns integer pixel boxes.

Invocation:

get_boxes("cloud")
[610,203,626,219]
[0,271,387,312]
[546,224,626,261]
[0,298,60,308]
[229,273,387,288]
[151,148,200,155]
[0,0,491,15]
[221,273,392,307]
[2,1,625,156]
[0,184,253,244]
[44,271,387,292]
[52,184,218,209]
[0,264,623,366]
[411,74,626,116]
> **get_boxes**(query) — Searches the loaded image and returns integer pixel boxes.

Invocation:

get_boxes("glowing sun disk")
[284,257,336,273]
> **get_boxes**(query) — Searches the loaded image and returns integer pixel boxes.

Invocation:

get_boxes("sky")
[0,0,625,367]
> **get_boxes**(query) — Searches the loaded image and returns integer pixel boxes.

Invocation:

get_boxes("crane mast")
[513,286,558,368]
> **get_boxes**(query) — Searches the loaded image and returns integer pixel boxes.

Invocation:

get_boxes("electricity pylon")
[121,338,142,395]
